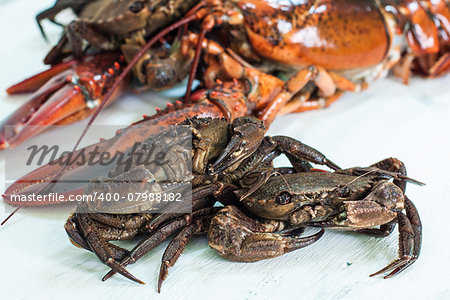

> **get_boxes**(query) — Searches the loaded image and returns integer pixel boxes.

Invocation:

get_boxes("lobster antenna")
[1,202,25,226]
[184,26,208,101]
[1,14,198,226]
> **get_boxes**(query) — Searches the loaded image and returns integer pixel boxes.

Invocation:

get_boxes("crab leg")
[158,214,213,293]
[362,158,422,278]
[0,52,126,150]
[102,216,192,282]
[370,197,421,278]
[65,214,131,261]
[102,188,226,281]
[102,208,219,283]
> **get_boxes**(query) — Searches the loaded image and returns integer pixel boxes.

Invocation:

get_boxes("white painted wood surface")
[0,1,449,299]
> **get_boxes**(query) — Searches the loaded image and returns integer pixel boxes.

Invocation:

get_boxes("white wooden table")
[1,1,449,299]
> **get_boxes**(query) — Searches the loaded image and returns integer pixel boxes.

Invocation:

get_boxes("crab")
[62,116,422,291]
[64,115,342,290]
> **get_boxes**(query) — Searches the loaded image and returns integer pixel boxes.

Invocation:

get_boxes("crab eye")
[276,192,291,204]
[129,1,145,13]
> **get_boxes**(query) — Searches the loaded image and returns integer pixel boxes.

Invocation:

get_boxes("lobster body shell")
[233,0,448,76]
[239,0,390,70]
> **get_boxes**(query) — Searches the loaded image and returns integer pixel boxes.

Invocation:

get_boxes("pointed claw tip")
[158,262,168,293]
[157,281,163,293]
[157,278,164,293]
[132,277,145,285]
[102,269,116,281]
[101,274,110,282]
[107,260,145,284]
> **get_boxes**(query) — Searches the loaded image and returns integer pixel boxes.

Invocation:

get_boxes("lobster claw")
[210,116,265,175]
[0,52,127,150]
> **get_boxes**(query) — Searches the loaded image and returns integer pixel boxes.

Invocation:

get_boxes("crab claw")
[0,52,127,150]
[210,116,265,175]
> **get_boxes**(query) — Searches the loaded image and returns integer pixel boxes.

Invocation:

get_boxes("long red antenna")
[184,26,208,101]
[1,14,198,225]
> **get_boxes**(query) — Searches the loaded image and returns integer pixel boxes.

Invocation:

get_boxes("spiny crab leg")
[369,196,422,278]
[101,188,226,286]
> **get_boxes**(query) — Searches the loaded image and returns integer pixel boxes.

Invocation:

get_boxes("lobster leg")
[284,91,346,114]
[183,32,363,124]
[0,53,126,150]
[258,66,363,124]
[281,68,363,113]
[427,53,450,77]
[389,0,450,79]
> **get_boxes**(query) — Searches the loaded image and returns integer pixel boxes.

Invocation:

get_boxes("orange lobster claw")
[0,52,127,150]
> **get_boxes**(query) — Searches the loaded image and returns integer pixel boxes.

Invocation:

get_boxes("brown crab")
[62,116,422,291]
[38,0,197,89]
[209,158,423,278]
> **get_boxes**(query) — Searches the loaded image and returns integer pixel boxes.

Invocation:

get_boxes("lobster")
[2,54,288,207]
[1,0,449,151]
